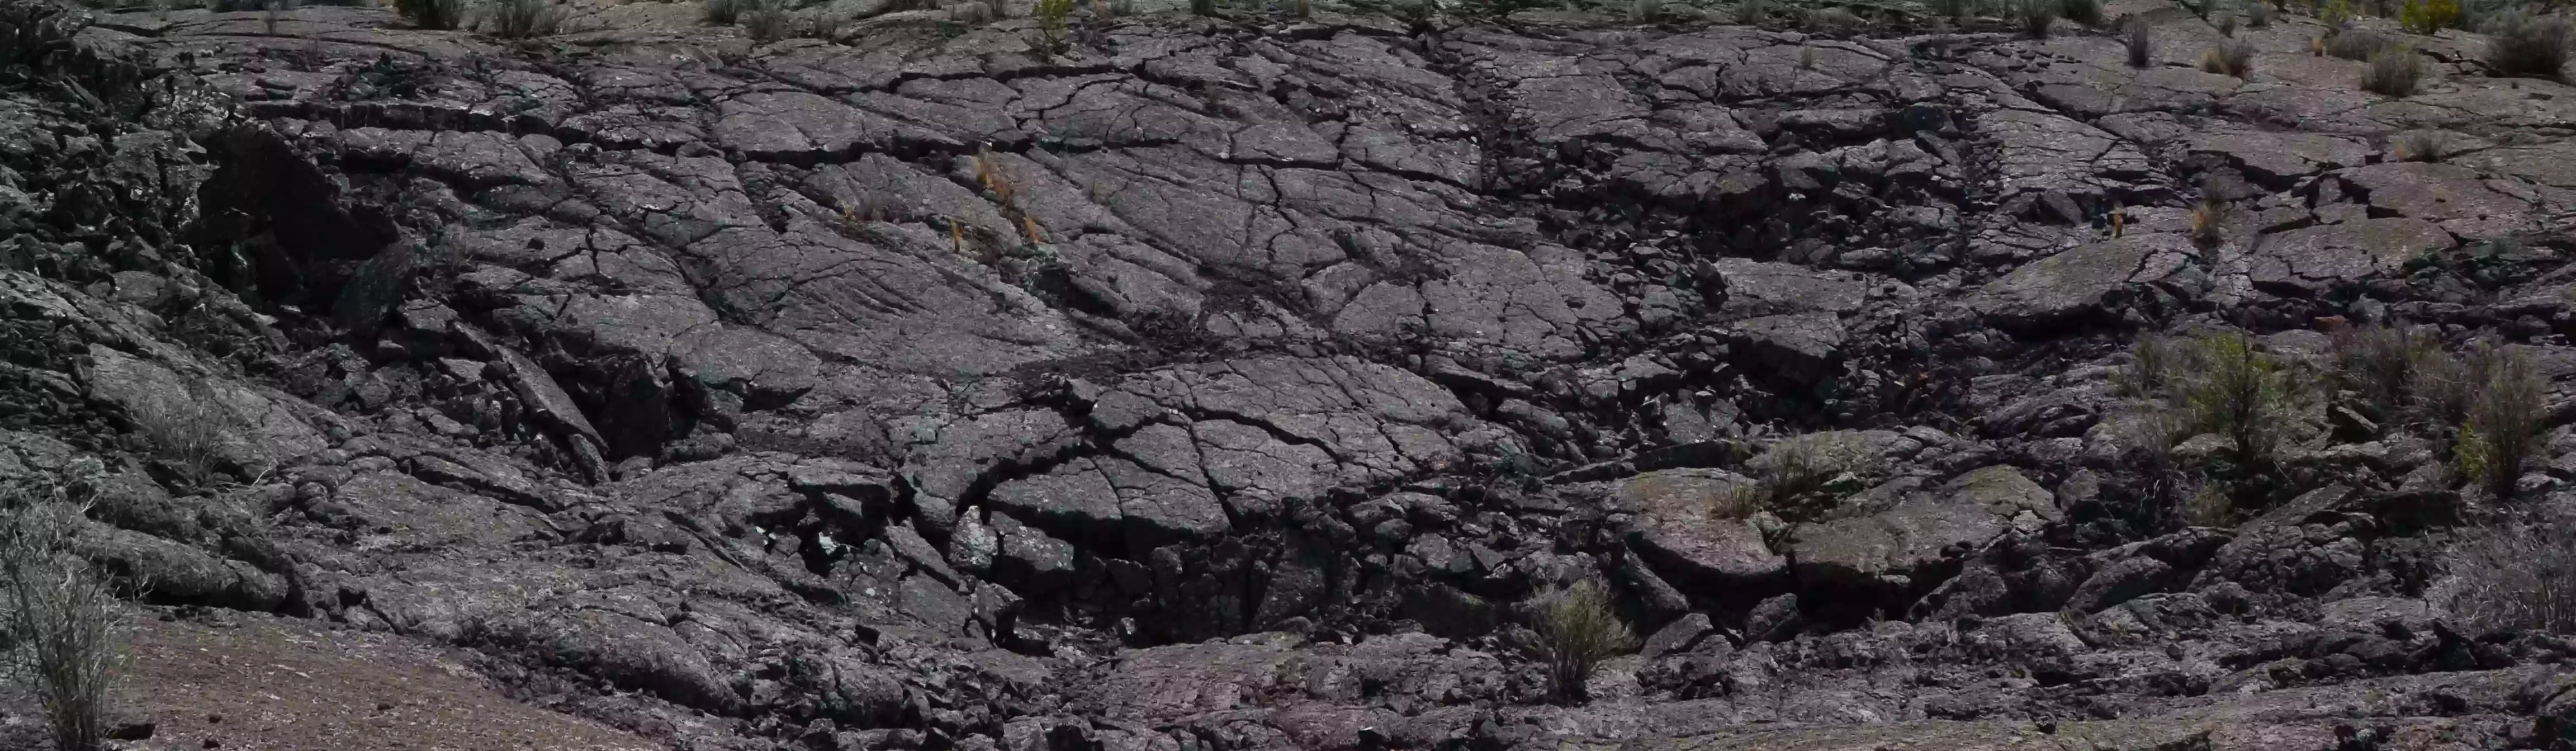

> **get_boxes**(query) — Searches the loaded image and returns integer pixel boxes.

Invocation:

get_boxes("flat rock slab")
[2333,162,2535,240]
[1967,233,2196,328]
[2187,130,2371,190]
[1616,469,1789,592]
[2248,217,2452,292]
[1789,466,2055,601]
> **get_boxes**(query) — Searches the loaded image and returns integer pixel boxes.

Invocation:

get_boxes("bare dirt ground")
[3,610,658,751]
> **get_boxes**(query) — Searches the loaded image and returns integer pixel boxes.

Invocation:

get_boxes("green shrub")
[2398,0,2457,32]
[2219,11,2237,35]
[2248,1,2270,25]
[2322,0,2352,25]
[2457,344,2546,497]
[0,472,131,751]
[704,0,740,23]
[396,0,465,29]
[2364,42,2427,96]
[2114,333,2198,399]
[1519,582,1633,703]
[2486,11,2573,79]
[2186,332,2294,464]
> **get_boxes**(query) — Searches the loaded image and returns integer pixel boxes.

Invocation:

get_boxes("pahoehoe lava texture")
[7,0,2576,747]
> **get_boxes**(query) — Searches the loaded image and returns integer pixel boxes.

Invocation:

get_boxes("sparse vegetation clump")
[396,0,465,29]
[2061,0,2102,27]
[2018,0,2058,36]
[1192,0,1215,16]
[2446,519,2576,634]
[2114,333,2199,399]
[2322,0,2353,26]
[2189,195,2225,245]
[1630,0,1658,22]
[2185,332,2294,465]
[1721,432,1872,518]
[704,0,740,23]
[2397,0,2457,33]
[2201,39,2256,76]
[2126,18,2153,66]
[2326,27,2389,59]
[1929,0,1968,21]
[482,0,558,38]
[2396,130,2450,161]
[2248,1,2269,25]
[2363,42,2427,96]
[742,0,791,40]
[2331,325,2446,420]
[2453,344,2547,497]
[2219,11,2237,35]
[1518,581,1633,703]
[131,381,224,485]
[0,469,132,751]
[2485,11,2573,80]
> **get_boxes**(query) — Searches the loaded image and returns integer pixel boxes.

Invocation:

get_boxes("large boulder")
[1788,466,2057,618]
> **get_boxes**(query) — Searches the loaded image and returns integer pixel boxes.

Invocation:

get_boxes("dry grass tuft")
[2362,42,2427,96]
[1519,581,1633,703]
[2486,11,2574,80]
[2200,39,2255,76]
[0,470,134,751]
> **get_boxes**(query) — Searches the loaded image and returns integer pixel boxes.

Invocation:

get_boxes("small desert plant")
[1519,582,1633,703]
[2397,0,2457,32]
[482,0,558,37]
[2363,42,2427,95]
[2019,0,2058,36]
[2219,10,2238,34]
[1800,44,1816,68]
[2189,196,2225,245]
[2395,130,2450,160]
[704,0,740,22]
[1630,0,1658,21]
[1034,0,1071,37]
[2331,325,2445,420]
[262,0,288,34]
[1290,0,1310,18]
[2186,332,2294,464]
[2322,0,2352,25]
[131,382,224,484]
[0,471,132,751]
[1929,0,1971,20]
[1192,0,1214,15]
[396,0,465,29]
[2248,1,2269,25]
[742,0,791,40]
[2115,333,2203,400]
[2061,0,2102,26]
[2184,482,2234,526]
[2454,344,2547,497]
[2201,39,2256,75]
[2127,18,2154,66]
[2485,11,2573,80]
[2446,520,2576,634]
[2325,27,2388,59]
[1805,6,1860,31]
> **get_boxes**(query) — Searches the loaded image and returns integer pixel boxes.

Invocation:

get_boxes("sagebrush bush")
[742,0,790,40]
[1520,582,1633,703]
[2126,17,2153,66]
[2187,332,2293,464]
[482,0,557,37]
[2456,344,2546,497]
[2061,0,2102,26]
[2397,129,2449,160]
[2327,27,2389,60]
[2364,42,2427,96]
[2219,11,2237,35]
[131,382,223,484]
[2114,333,2197,399]
[396,0,465,29]
[2201,39,2256,76]
[2447,520,2576,634]
[2331,325,2444,420]
[2487,11,2573,79]
[0,473,130,751]
[704,0,740,22]
[2248,1,2269,25]
[2189,196,2225,245]
[2019,0,2057,36]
